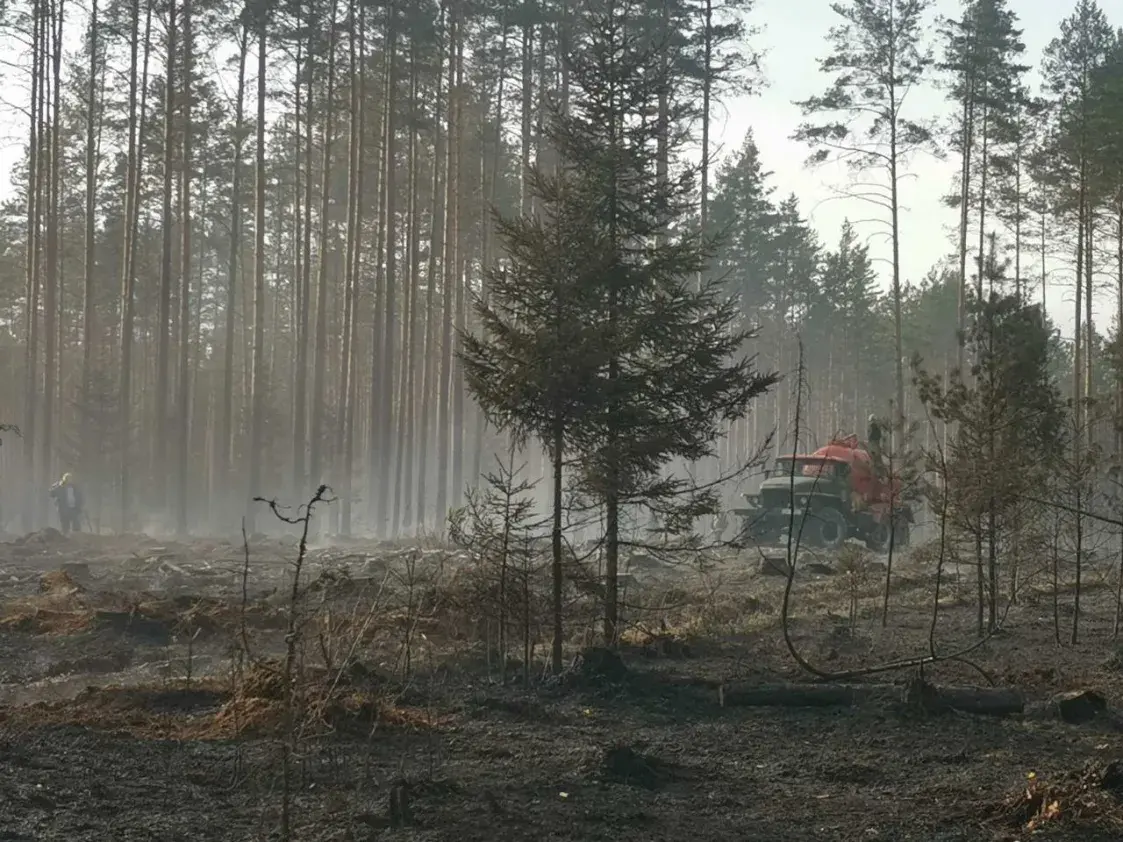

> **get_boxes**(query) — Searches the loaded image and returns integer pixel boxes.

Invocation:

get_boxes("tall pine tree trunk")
[293,29,314,499]
[450,29,467,511]
[377,4,399,536]
[22,0,44,530]
[435,5,458,531]
[393,41,420,534]
[310,3,339,499]
[176,0,193,535]
[220,23,248,518]
[41,0,64,519]
[118,0,151,532]
[81,0,98,406]
[246,9,268,532]
[154,0,177,513]
[415,17,445,532]
[337,0,360,534]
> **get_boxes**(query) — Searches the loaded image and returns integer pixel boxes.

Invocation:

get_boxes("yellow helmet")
[60,473,72,484]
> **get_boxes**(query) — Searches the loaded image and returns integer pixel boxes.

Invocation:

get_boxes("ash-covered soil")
[1,528,1122,841]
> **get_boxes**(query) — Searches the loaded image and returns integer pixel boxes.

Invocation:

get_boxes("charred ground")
[0,529,1121,841]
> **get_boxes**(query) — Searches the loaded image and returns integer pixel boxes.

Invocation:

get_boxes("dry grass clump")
[200,658,453,739]
[0,567,284,639]
[987,761,1123,834]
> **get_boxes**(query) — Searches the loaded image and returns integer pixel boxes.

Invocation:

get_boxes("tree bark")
[309,2,339,504]
[435,4,459,531]
[41,0,64,521]
[176,0,193,535]
[118,0,151,533]
[220,21,249,519]
[415,12,445,532]
[154,0,177,512]
[246,8,268,533]
[376,3,399,536]
[81,0,99,406]
[393,39,420,535]
[337,0,361,535]
[292,21,314,499]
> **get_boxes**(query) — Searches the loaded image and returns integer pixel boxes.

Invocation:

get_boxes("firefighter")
[867,414,887,477]
[49,472,84,534]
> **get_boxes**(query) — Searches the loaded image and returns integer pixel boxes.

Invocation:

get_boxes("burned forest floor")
[1,527,1123,841]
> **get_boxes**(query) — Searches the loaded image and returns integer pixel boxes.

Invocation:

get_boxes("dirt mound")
[601,743,680,790]
[568,646,628,685]
[988,761,1123,834]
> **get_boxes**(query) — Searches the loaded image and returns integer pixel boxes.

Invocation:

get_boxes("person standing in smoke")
[49,473,84,534]
[867,414,887,477]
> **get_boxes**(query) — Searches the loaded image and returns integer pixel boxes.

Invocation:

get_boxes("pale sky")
[0,0,1115,338]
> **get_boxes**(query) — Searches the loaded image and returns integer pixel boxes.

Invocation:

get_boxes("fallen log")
[719,679,1024,716]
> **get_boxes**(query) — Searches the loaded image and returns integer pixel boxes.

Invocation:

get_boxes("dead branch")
[719,679,1024,716]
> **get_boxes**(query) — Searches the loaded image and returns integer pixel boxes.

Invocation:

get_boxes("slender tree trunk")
[450,30,467,510]
[246,10,268,533]
[435,4,458,531]
[956,72,975,374]
[377,4,399,536]
[293,29,314,499]
[1116,197,1123,461]
[154,0,177,513]
[117,0,140,531]
[81,0,99,405]
[22,0,43,531]
[340,1,367,537]
[118,0,151,532]
[220,24,248,518]
[310,2,339,498]
[416,16,445,532]
[1074,194,1085,440]
[977,98,988,300]
[393,42,420,534]
[41,0,64,516]
[366,51,388,536]
[551,419,564,673]
[1085,210,1095,439]
[337,0,360,534]
[700,0,712,250]
[888,79,905,431]
[176,0,193,536]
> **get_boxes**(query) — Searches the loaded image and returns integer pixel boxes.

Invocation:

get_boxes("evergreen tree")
[463,0,777,648]
[708,129,777,321]
[807,221,882,430]
[940,0,1029,346]
[1040,0,1116,426]
[793,0,935,432]
[916,291,1064,634]
[458,156,608,673]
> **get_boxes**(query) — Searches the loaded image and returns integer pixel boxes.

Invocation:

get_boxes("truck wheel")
[810,506,848,550]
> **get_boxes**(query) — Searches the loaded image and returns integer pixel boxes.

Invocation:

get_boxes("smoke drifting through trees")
[0,0,1121,539]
